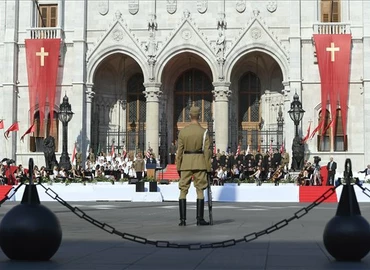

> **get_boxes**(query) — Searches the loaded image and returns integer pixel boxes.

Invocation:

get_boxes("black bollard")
[323,158,370,261]
[0,158,62,261]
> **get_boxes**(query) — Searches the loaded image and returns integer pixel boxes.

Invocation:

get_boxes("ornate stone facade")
[0,1,368,169]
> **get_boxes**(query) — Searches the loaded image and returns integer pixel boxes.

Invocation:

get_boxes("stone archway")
[92,53,144,156]
[160,52,214,144]
[229,51,284,153]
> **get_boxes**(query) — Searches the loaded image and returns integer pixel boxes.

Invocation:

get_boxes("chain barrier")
[0,184,24,206]
[355,182,370,199]
[38,182,340,250]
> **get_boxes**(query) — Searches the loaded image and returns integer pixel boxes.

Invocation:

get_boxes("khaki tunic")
[134,158,145,173]
[176,123,211,199]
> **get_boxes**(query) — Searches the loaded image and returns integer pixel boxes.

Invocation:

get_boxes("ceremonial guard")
[176,107,211,226]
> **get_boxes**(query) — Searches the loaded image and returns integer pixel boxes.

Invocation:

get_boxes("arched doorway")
[174,68,213,137]
[91,53,145,157]
[230,52,284,153]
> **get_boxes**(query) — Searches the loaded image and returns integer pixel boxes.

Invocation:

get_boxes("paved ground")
[0,199,370,270]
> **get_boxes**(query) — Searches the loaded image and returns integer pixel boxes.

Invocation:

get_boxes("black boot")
[196,199,209,226]
[178,199,186,226]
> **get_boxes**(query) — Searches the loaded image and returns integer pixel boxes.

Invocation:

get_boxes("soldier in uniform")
[176,107,211,226]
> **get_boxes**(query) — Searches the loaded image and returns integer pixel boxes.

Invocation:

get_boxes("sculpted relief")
[128,0,139,15]
[167,0,177,14]
[197,0,208,14]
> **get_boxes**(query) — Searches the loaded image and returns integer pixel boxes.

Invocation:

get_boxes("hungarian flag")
[235,144,240,157]
[269,141,273,153]
[0,120,4,129]
[20,123,35,142]
[280,141,285,153]
[111,143,115,158]
[25,39,60,132]
[309,120,324,141]
[313,34,351,137]
[122,144,127,159]
[322,119,333,135]
[4,122,19,139]
[301,122,312,143]
[71,143,77,165]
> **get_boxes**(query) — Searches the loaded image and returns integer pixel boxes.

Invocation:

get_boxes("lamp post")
[58,95,74,171]
[288,92,305,171]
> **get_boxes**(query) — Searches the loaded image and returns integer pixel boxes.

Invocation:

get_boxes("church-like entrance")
[91,53,145,157]
[173,68,213,138]
[230,52,284,154]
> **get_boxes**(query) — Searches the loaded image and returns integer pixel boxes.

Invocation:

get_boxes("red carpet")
[0,186,13,202]
[299,186,337,203]
[161,164,180,181]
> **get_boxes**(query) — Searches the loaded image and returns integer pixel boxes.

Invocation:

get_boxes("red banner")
[313,34,351,137]
[25,39,60,132]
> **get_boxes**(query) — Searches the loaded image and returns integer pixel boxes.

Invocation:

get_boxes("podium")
[146,163,156,180]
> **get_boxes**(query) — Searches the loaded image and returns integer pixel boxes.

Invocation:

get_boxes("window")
[30,110,59,152]
[38,4,58,27]
[317,108,347,152]
[334,109,347,151]
[321,0,341,22]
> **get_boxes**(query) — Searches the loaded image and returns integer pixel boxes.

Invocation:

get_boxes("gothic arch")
[87,46,148,85]
[156,45,217,83]
[225,45,289,84]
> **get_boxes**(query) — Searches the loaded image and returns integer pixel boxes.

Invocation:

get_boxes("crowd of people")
[209,148,290,186]
[0,150,158,185]
[1,148,370,187]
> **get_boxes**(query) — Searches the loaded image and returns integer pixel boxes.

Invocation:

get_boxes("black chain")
[355,182,370,199]
[0,184,24,206]
[38,183,339,250]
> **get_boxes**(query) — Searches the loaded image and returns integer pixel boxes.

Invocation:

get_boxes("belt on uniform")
[184,150,203,154]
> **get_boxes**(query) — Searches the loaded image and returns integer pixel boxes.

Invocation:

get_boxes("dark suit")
[326,161,337,186]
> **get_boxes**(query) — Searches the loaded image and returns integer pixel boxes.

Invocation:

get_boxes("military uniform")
[176,107,211,226]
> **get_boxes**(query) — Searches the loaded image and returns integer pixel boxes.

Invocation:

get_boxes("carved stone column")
[144,82,162,157]
[212,82,231,153]
[84,84,95,167]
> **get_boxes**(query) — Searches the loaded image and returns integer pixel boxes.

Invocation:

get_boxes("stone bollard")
[0,158,62,260]
[323,158,370,261]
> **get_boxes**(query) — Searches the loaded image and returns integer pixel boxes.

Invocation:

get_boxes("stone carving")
[212,88,231,100]
[145,32,158,58]
[253,9,260,17]
[115,10,122,20]
[112,29,124,41]
[128,0,139,15]
[43,136,59,170]
[146,13,158,82]
[183,10,191,19]
[99,0,109,16]
[85,89,95,102]
[148,13,158,32]
[216,31,226,58]
[182,29,192,40]
[197,0,208,14]
[217,58,226,81]
[236,0,246,13]
[267,1,278,13]
[251,27,262,40]
[167,0,177,14]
